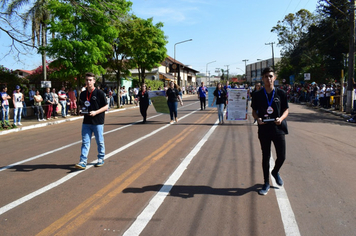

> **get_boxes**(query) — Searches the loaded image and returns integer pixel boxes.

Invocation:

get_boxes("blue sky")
[0,0,319,76]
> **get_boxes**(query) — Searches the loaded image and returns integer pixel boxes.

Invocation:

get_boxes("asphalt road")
[0,95,355,236]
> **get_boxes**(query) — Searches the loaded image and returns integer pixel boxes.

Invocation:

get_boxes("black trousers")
[200,97,206,110]
[258,133,286,183]
[140,103,149,121]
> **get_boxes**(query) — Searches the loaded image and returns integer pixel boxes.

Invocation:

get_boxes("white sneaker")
[38,119,41,122]
[17,122,22,126]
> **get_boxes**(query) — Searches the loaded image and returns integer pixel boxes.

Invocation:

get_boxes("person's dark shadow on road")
[123,184,263,198]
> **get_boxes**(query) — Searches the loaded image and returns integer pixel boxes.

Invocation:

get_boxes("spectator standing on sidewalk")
[12,85,24,126]
[58,86,67,117]
[325,84,331,109]
[251,67,289,196]
[1,86,11,125]
[166,81,183,124]
[211,82,227,124]
[44,87,54,120]
[29,87,36,106]
[136,83,150,123]
[68,87,77,115]
[319,84,326,107]
[33,90,45,121]
[51,88,59,119]
[197,82,208,110]
[128,87,134,104]
[75,72,108,170]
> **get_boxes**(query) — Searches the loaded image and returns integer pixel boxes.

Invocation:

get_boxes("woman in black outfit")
[211,82,227,124]
[136,83,150,123]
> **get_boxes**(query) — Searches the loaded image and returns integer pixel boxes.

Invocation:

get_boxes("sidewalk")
[303,102,353,120]
[0,94,196,136]
[0,103,138,136]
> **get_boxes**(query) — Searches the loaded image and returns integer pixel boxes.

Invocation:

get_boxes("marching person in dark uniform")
[251,67,289,195]
[136,83,150,123]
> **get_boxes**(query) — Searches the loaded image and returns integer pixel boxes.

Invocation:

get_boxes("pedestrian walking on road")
[211,82,227,124]
[75,72,108,170]
[166,81,183,124]
[136,83,150,123]
[251,67,289,196]
[197,82,208,110]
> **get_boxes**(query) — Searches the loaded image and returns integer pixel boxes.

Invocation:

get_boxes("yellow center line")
[37,110,215,235]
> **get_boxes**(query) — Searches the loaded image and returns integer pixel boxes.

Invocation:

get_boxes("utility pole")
[265,42,275,70]
[346,0,355,113]
[224,65,229,81]
[242,59,249,80]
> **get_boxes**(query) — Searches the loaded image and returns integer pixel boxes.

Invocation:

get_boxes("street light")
[174,39,192,86]
[236,68,244,74]
[206,61,216,86]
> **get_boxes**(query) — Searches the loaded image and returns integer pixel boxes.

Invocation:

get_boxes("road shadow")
[6,164,77,173]
[288,111,352,126]
[123,184,266,198]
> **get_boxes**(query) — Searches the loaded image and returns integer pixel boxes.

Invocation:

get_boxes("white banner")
[226,89,248,120]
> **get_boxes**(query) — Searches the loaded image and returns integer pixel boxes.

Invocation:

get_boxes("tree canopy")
[273,0,351,84]
[45,0,132,87]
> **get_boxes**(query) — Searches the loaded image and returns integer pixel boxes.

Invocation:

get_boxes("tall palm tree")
[6,0,50,81]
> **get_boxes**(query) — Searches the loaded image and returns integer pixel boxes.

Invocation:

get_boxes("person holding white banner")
[251,67,289,196]
[211,82,227,124]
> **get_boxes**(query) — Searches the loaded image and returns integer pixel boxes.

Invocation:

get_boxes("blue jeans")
[80,124,105,165]
[167,101,178,120]
[2,105,9,122]
[13,107,23,124]
[59,100,67,117]
[217,103,224,122]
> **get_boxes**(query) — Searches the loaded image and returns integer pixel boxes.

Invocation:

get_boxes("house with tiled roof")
[13,69,35,78]
[129,56,199,87]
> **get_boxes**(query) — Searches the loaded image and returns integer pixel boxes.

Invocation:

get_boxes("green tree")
[45,0,131,91]
[272,9,316,55]
[104,16,134,107]
[312,0,349,80]
[130,16,167,84]
[3,0,49,75]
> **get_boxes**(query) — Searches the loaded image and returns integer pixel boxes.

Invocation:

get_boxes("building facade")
[246,58,281,84]
[129,56,199,87]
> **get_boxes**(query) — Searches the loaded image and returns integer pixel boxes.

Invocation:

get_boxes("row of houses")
[13,56,200,88]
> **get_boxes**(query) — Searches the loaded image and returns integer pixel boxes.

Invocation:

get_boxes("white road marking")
[0,102,198,172]
[123,119,220,236]
[0,107,199,215]
[270,155,301,236]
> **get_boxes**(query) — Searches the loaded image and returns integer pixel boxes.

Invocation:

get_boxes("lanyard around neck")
[264,88,275,107]
[87,89,94,101]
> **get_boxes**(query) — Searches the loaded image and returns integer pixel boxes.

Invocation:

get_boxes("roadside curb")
[0,105,138,136]
[319,107,351,120]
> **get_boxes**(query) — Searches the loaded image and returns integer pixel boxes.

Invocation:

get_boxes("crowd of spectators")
[1,84,79,129]
[275,81,356,122]
[2,80,355,129]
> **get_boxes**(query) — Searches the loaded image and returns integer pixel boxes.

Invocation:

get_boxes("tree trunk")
[41,24,47,81]
[116,71,121,108]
